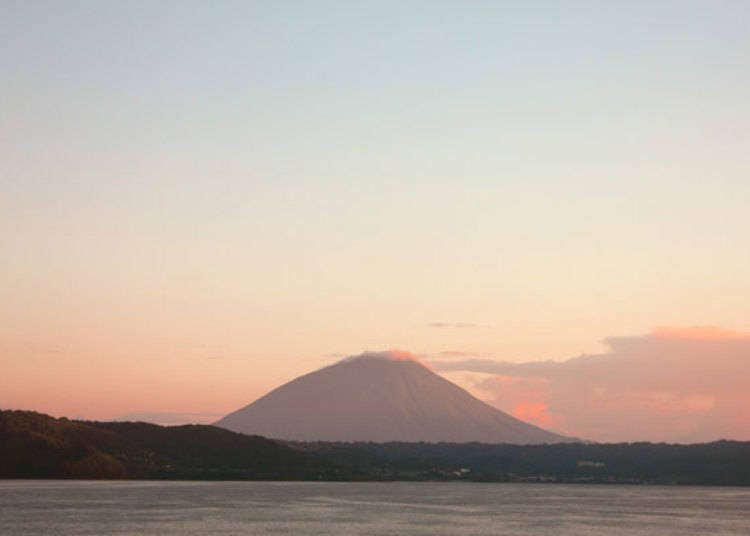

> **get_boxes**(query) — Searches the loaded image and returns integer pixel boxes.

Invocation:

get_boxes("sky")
[2,1,749,442]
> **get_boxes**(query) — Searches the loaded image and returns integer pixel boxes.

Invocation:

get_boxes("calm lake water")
[1,481,749,535]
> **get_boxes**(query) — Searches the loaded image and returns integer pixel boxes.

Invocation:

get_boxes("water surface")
[1,481,748,535]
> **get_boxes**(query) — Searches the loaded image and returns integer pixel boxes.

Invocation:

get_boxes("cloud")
[430,326,750,443]
[430,358,566,374]
[513,402,553,427]
[428,322,483,329]
[432,350,491,358]
[341,349,422,363]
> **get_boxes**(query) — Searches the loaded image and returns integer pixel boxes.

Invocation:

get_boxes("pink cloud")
[512,402,553,427]
[430,326,750,443]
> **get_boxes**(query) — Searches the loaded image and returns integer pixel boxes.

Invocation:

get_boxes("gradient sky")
[2,1,749,441]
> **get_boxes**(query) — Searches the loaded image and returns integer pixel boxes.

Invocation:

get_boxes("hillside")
[0,410,354,480]
[3,410,749,485]
[296,441,750,485]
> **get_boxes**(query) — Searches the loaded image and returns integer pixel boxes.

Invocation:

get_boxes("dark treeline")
[293,440,750,485]
[3,409,749,485]
[0,410,356,480]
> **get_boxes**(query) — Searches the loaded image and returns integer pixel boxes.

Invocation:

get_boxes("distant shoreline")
[3,410,749,486]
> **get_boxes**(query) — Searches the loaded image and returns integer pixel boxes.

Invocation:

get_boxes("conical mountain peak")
[216,350,574,444]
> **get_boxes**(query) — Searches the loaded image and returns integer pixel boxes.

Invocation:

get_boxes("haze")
[2,1,749,443]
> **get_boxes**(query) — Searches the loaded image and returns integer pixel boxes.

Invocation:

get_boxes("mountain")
[216,351,574,443]
[0,410,355,480]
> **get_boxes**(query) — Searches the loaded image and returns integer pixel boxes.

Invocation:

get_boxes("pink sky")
[2,2,749,445]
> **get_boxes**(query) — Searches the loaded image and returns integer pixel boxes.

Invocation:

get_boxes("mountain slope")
[0,410,355,480]
[216,351,574,443]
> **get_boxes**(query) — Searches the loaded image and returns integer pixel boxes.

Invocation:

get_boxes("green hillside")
[0,410,353,480]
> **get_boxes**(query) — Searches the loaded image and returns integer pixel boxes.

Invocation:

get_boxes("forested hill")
[294,440,750,485]
[0,410,355,480]
[3,409,750,485]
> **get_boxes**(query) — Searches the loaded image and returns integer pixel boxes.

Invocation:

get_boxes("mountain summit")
[216,351,573,444]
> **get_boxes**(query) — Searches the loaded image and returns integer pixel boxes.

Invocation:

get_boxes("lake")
[1,481,748,535]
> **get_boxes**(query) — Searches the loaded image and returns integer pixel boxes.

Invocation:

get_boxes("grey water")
[1,481,749,535]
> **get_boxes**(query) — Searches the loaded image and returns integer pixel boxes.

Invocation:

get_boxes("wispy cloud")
[432,350,491,358]
[428,322,484,329]
[431,326,750,443]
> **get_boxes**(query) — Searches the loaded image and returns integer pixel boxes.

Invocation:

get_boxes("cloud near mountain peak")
[342,349,423,364]
[429,326,750,443]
